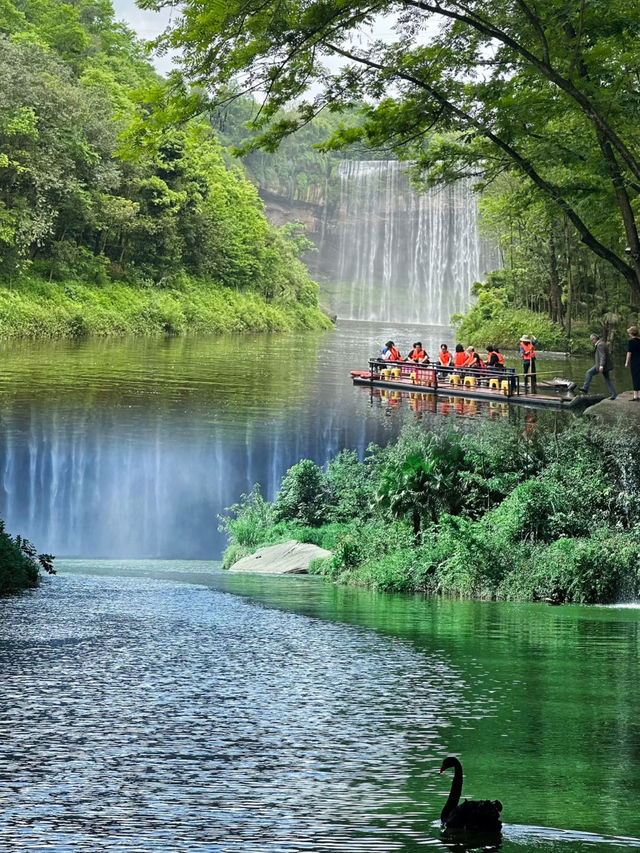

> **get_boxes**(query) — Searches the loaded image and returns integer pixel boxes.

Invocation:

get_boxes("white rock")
[228,540,332,575]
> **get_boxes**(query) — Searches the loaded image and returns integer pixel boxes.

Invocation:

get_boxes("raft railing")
[367,360,578,398]
[368,358,523,396]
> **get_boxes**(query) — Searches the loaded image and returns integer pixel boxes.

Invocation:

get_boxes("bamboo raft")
[351,360,603,410]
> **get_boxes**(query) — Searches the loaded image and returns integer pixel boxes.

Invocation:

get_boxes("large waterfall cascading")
[333,161,489,325]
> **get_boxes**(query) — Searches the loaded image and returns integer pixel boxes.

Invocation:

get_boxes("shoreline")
[0,278,333,340]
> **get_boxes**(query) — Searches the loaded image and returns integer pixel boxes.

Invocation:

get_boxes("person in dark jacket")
[625,325,640,401]
[580,333,617,399]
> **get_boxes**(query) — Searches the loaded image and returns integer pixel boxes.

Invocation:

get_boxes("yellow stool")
[489,377,500,390]
[464,375,476,387]
[501,380,510,395]
[450,373,461,386]
[391,368,402,380]
[410,371,417,383]
[381,369,390,380]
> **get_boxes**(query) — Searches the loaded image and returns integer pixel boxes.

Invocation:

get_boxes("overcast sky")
[111,0,176,73]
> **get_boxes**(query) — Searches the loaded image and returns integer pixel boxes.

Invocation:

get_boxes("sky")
[111,0,176,73]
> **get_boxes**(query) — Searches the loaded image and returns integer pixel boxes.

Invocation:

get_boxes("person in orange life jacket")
[438,344,452,367]
[407,342,429,364]
[486,346,504,369]
[463,346,483,368]
[453,343,467,367]
[519,334,537,390]
[382,340,401,361]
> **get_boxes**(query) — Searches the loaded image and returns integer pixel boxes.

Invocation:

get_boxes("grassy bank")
[0,521,54,595]
[220,421,640,604]
[0,277,333,340]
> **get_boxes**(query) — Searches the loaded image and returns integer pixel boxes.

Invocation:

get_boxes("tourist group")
[380,335,536,378]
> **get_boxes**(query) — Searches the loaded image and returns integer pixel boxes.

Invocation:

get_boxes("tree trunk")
[564,220,573,341]
[549,232,563,326]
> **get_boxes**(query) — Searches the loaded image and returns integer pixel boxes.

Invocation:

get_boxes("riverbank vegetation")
[0,521,55,594]
[150,0,640,347]
[221,421,640,604]
[454,172,639,355]
[0,0,329,338]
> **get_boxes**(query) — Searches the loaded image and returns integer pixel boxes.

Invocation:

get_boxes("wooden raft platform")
[352,362,603,410]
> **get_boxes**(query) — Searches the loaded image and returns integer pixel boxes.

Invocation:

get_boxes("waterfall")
[332,160,491,325]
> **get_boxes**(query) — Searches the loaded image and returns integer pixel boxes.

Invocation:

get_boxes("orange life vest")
[495,351,504,366]
[520,341,536,361]
[439,351,451,366]
[409,347,426,362]
[454,352,467,367]
[387,346,401,361]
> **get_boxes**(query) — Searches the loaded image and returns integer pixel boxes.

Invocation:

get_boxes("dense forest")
[147,0,640,348]
[221,420,640,604]
[0,0,331,337]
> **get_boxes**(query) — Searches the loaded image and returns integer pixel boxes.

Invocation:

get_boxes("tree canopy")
[0,0,322,312]
[146,0,640,305]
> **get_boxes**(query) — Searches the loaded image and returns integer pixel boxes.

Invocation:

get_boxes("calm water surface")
[1,560,639,852]
[0,322,618,560]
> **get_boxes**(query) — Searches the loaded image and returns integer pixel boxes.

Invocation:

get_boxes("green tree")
[148,0,640,305]
[273,459,331,527]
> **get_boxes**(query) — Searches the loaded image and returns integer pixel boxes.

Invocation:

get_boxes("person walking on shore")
[625,325,640,401]
[580,333,617,399]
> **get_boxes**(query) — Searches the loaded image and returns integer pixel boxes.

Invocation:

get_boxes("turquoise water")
[2,559,639,852]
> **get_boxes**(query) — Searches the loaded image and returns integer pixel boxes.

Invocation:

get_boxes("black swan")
[440,756,503,832]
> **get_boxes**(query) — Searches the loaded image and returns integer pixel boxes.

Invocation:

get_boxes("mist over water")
[332,162,496,324]
[0,322,442,559]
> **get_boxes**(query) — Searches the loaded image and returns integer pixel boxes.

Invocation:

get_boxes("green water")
[6,558,634,852]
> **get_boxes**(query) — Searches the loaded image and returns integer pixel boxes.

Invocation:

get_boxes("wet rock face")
[228,540,332,574]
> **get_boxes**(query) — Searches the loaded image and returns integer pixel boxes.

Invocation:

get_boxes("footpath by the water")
[585,389,640,424]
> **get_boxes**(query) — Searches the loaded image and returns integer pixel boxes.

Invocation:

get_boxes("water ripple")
[1,574,464,851]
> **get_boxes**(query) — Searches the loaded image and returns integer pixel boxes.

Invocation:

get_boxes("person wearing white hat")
[519,333,538,391]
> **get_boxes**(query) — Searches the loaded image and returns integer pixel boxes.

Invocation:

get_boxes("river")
[0,321,618,560]
[0,326,637,851]
[1,560,639,851]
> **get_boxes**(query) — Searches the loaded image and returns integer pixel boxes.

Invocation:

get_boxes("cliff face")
[258,189,324,234]
[258,188,341,287]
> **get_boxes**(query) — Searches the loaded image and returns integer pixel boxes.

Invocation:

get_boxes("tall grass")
[0,277,333,340]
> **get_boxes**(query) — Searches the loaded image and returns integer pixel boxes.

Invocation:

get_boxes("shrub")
[273,459,331,526]
[0,522,54,594]
[500,530,640,603]
[219,485,274,548]
[325,449,373,522]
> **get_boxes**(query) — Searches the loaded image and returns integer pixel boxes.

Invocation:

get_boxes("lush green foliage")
[221,421,640,604]
[468,174,637,349]
[150,0,640,308]
[0,520,55,594]
[0,275,331,339]
[453,272,588,353]
[0,0,328,335]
